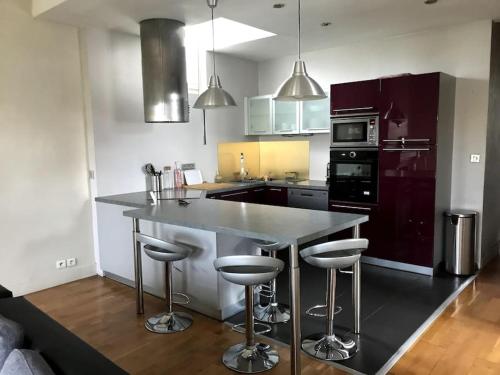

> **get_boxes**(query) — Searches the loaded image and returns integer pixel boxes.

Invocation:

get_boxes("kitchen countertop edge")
[96,180,329,208]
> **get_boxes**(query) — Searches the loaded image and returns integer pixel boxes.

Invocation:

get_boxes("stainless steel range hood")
[140,19,189,123]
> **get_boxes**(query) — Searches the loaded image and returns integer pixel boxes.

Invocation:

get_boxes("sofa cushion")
[0,286,12,299]
[0,349,55,375]
[0,298,127,375]
[0,314,24,369]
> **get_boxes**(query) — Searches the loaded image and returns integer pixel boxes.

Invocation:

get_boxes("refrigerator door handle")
[382,147,431,152]
[382,138,431,143]
[330,204,372,212]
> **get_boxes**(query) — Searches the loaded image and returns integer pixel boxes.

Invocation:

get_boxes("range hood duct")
[140,19,189,123]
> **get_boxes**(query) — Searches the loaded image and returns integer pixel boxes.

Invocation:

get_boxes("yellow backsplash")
[217,141,309,180]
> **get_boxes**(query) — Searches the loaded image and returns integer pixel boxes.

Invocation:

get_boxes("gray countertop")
[95,189,204,208]
[123,199,367,245]
[95,180,329,208]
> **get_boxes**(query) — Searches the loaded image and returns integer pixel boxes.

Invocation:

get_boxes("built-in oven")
[329,148,379,204]
[330,114,379,148]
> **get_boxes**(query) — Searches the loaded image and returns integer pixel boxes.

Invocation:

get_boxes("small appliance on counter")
[284,171,306,183]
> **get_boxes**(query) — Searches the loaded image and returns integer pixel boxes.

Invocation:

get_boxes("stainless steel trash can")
[444,210,477,275]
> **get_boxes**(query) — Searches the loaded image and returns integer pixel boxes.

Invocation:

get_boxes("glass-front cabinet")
[300,96,330,133]
[245,94,330,135]
[273,101,300,134]
[245,95,273,135]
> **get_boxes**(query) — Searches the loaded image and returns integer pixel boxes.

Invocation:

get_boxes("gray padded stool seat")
[138,233,193,334]
[214,255,284,373]
[300,238,368,361]
[252,240,290,324]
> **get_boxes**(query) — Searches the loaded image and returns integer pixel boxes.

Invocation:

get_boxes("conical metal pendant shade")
[274,0,326,101]
[274,61,326,101]
[194,75,237,109]
[194,0,237,109]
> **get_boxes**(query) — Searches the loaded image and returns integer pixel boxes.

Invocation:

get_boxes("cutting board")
[187,183,236,191]
[184,169,203,185]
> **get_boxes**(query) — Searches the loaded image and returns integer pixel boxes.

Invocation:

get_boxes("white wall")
[31,0,66,17]
[258,20,492,265]
[82,28,258,197]
[80,28,259,276]
[0,0,96,295]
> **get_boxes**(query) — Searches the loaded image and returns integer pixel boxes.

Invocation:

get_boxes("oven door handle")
[330,204,372,212]
[332,107,374,113]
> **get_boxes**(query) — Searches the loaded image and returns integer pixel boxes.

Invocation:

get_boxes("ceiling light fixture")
[274,0,326,101]
[193,0,237,109]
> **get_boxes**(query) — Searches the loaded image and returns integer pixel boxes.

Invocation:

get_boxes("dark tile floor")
[227,253,471,374]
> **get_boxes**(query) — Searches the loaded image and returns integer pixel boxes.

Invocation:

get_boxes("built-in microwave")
[330,114,379,148]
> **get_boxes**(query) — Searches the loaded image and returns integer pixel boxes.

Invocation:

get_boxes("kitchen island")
[96,183,367,375]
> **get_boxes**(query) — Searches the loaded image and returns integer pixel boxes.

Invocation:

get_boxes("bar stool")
[214,255,283,373]
[252,240,290,324]
[137,233,193,334]
[300,238,368,361]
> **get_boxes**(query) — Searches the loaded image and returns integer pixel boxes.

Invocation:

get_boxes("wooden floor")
[27,257,500,375]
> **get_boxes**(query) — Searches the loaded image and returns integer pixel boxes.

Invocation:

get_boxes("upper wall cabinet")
[245,95,273,135]
[245,94,330,136]
[273,101,300,134]
[330,79,380,115]
[300,96,330,133]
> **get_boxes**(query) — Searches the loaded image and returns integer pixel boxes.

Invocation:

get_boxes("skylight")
[185,17,275,50]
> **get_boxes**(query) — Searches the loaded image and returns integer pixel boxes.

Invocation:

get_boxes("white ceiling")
[37,0,500,61]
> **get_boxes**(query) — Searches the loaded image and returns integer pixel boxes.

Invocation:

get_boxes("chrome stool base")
[222,343,279,373]
[232,322,272,335]
[302,333,357,361]
[145,311,193,334]
[254,303,290,324]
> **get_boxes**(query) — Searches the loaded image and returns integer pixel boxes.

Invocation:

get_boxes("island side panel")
[96,203,222,319]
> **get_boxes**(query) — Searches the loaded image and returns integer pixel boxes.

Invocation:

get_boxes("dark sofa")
[0,285,128,375]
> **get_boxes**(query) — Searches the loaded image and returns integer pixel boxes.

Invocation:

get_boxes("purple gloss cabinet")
[330,73,456,274]
[377,73,456,272]
[330,79,380,115]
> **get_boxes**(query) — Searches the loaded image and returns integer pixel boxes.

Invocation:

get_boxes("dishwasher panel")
[288,188,328,211]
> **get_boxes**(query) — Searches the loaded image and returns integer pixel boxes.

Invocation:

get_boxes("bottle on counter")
[215,169,223,183]
[164,166,174,189]
[174,162,184,189]
[239,153,247,180]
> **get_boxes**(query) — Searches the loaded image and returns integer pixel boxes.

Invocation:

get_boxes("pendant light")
[274,0,326,101]
[193,0,237,109]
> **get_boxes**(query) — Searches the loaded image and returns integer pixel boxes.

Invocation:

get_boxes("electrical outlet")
[56,260,67,269]
[67,258,77,267]
[470,154,481,163]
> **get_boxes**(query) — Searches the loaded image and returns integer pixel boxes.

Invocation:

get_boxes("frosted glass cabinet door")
[273,101,299,134]
[245,96,273,135]
[300,96,330,133]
